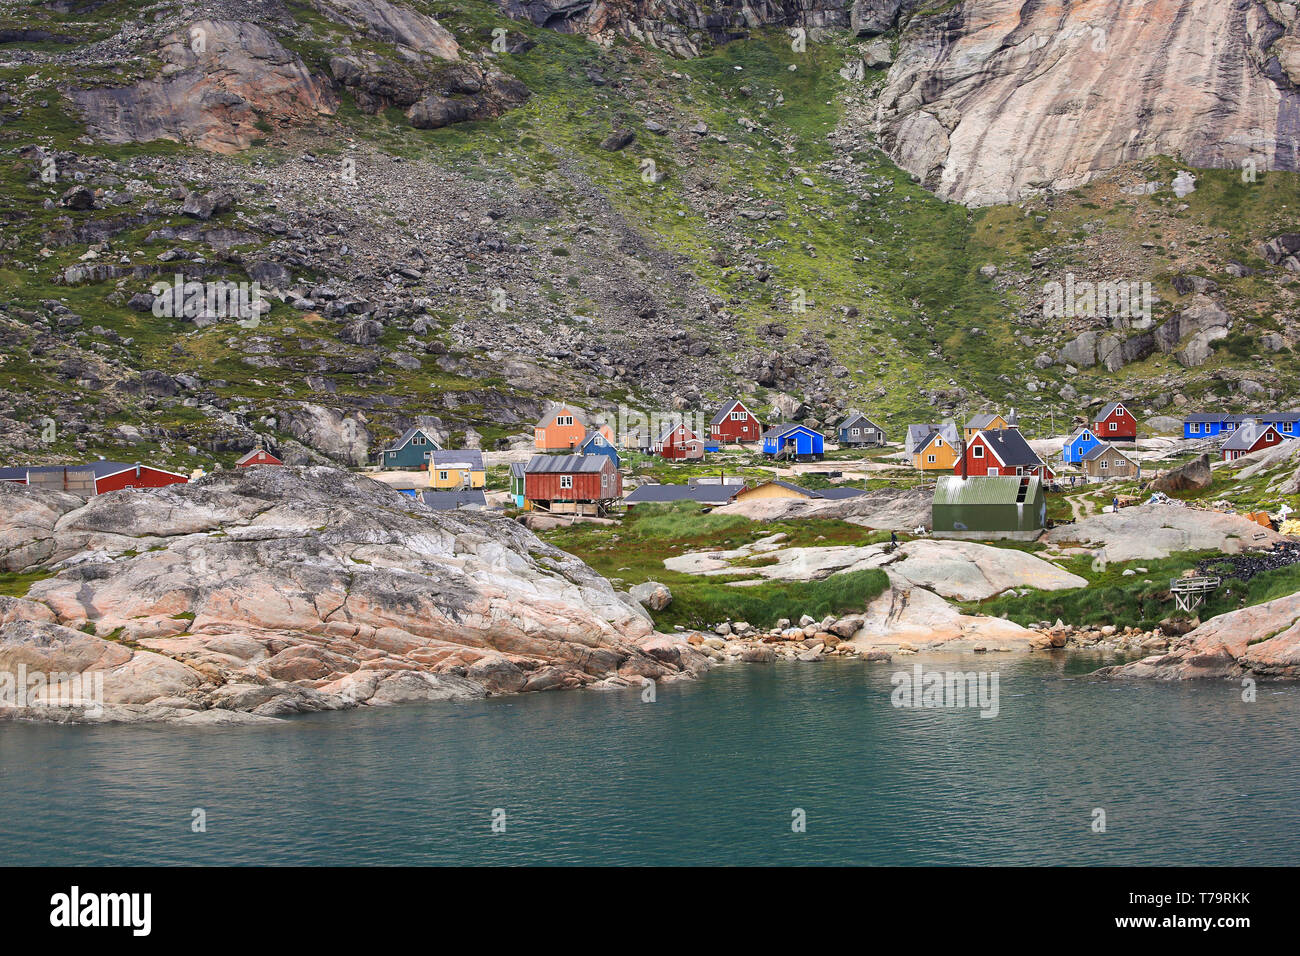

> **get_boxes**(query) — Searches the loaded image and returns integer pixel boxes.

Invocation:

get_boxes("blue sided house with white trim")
[761,423,825,461]
[577,429,621,469]
[1062,426,1102,465]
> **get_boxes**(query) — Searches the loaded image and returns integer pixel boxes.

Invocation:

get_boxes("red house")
[236,448,283,467]
[1221,422,1285,461]
[523,454,622,515]
[1094,402,1137,442]
[0,462,188,495]
[709,400,763,444]
[957,429,1052,479]
[90,461,190,494]
[655,422,705,460]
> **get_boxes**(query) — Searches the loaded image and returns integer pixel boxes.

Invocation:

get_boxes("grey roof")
[972,428,1042,467]
[1065,427,1095,442]
[709,399,753,426]
[383,426,439,453]
[420,489,487,510]
[429,449,484,471]
[906,423,958,454]
[525,453,611,474]
[625,483,739,504]
[1183,413,1231,423]
[579,429,613,447]
[534,402,588,429]
[966,412,1004,430]
[509,462,526,478]
[761,422,820,441]
[814,486,867,500]
[0,467,29,480]
[1095,402,1126,421]
[755,480,819,497]
[839,412,883,433]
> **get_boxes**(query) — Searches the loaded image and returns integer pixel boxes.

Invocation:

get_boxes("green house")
[380,427,441,469]
[931,475,1046,541]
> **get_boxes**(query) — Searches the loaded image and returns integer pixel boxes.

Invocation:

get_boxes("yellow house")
[909,425,960,471]
[729,480,819,504]
[964,413,1010,443]
[428,449,486,489]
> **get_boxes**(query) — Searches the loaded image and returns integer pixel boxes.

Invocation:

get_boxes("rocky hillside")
[1,0,1299,472]
[0,466,705,723]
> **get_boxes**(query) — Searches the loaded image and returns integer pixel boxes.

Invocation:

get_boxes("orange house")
[534,403,589,453]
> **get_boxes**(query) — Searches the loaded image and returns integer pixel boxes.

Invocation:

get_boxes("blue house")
[577,429,621,469]
[380,426,441,469]
[1183,411,1300,439]
[509,462,526,508]
[761,423,825,461]
[1062,427,1101,465]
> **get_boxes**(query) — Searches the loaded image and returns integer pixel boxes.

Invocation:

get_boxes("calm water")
[1,651,1298,866]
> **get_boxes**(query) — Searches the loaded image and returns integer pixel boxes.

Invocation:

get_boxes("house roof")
[579,429,613,448]
[971,429,1043,467]
[429,449,484,471]
[1095,402,1127,421]
[534,402,588,429]
[656,421,699,443]
[383,426,439,453]
[509,462,526,478]
[966,412,1004,430]
[814,486,868,500]
[934,474,1041,506]
[624,483,739,504]
[420,489,487,510]
[1222,422,1282,451]
[236,448,281,465]
[1081,442,1137,464]
[1065,427,1095,444]
[525,453,611,474]
[1,461,187,481]
[839,412,882,432]
[709,400,753,426]
[906,423,958,454]
[761,422,821,441]
[748,480,819,498]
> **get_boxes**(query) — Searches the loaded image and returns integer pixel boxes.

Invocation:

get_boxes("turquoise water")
[2,651,1298,865]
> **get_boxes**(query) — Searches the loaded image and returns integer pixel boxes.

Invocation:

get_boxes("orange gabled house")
[534,403,589,453]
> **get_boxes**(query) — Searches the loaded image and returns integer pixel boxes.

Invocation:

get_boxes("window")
[557,416,573,426]
[1191,423,1200,433]
[973,446,984,458]
[927,455,936,464]
[1099,459,1108,470]
[1267,432,1276,442]
[1285,423,1294,434]
[1115,407,1125,417]
[438,471,449,482]
[988,467,999,476]
[730,411,744,421]
[560,475,573,489]
[935,437,943,447]
[1109,422,1117,431]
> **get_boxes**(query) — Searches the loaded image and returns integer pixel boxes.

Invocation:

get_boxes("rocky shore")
[0,467,711,725]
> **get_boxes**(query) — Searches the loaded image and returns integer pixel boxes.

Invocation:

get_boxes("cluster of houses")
[1181,411,1300,461]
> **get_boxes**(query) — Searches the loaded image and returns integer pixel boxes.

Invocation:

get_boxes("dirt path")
[1064,491,1096,522]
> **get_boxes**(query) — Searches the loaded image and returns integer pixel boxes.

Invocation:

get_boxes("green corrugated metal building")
[931,475,1046,540]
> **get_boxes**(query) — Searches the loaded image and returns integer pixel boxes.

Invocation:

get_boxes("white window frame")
[1099,459,1108,470]
[973,445,984,458]
[560,475,573,489]
[988,467,999,476]
[1191,423,1200,433]
[1109,422,1117,432]
[927,455,936,464]
[557,416,573,427]
[438,471,449,482]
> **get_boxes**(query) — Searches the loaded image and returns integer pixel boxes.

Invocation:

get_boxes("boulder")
[1149,454,1212,493]
[630,580,672,611]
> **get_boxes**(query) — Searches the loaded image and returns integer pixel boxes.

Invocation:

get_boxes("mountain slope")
[0,0,1298,473]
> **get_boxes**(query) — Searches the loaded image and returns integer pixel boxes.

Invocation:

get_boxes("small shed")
[1080,442,1138,481]
[931,475,1046,540]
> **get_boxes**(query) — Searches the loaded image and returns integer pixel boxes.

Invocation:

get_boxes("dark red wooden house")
[956,429,1052,480]
[1094,402,1137,442]
[523,454,622,515]
[709,400,763,445]
[236,448,283,467]
[654,422,705,460]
